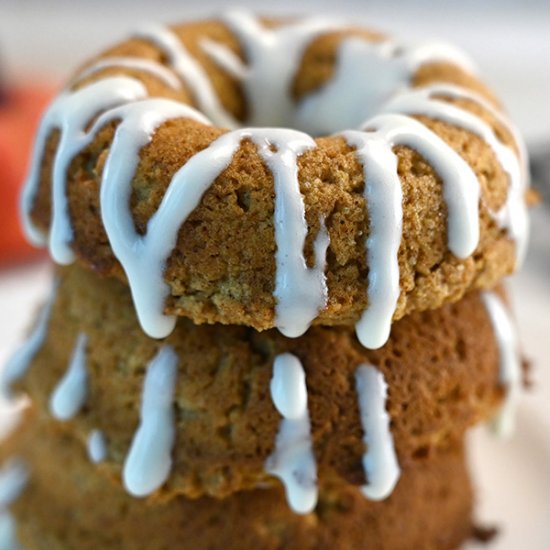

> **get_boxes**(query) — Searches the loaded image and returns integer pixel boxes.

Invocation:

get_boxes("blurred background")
[0,1,549,548]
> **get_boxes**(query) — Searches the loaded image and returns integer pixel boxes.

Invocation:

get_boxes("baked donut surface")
[0,13,531,548]
[6,409,475,550]
[21,11,529,346]
[14,264,505,500]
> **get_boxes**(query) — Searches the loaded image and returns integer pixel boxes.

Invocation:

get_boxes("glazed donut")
[5,411,474,550]
[11,264,510,501]
[21,11,529,348]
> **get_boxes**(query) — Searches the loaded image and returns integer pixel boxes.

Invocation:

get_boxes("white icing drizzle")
[265,133,328,338]
[96,107,326,337]
[134,25,238,128]
[75,56,182,90]
[1,284,57,399]
[137,12,474,137]
[296,37,475,136]
[0,460,28,509]
[383,84,529,265]
[266,353,317,514]
[123,346,178,497]
[0,513,22,550]
[0,461,27,549]
[362,113,480,259]
[87,430,107,464]
[200,38,247,80]
[20,77,148,261]
[221,10,340,129]
[92,99,211,338]
[340,132,402,349]
[49,333,88,421]
[355,364,400,500]
[482,292,522,438]
[340,113,480,348]
[19,11,527,350]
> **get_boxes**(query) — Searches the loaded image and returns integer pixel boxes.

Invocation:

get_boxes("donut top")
[20,10,529,347]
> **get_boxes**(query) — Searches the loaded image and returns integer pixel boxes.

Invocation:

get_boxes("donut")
[20,10,530,348]
[1,11,530,549]
[6,409,474,550]
[8,264,514,501]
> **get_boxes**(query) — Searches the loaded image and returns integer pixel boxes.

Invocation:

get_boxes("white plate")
[464,410,550,549]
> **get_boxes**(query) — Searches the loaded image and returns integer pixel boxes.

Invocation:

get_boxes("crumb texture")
[7,409,474,550]
[17,265,503,498]
[27,16,523,330]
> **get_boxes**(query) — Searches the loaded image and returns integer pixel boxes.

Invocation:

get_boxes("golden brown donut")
[5,408,475,550]
[21,12,529,345]
[14,264,504,499]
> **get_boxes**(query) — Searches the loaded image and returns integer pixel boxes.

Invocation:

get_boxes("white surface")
[465,413,550,550]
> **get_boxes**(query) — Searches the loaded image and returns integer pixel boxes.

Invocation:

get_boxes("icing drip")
[0,460,27,550]
[266,353,317,514]
[25,76,327,339]
[20,76,148,261]
[200,39,247,80]
[296,37,475,136]
[221,10,339,129]
[355,364,400,500]
[123,346,178,497]
[482,292,522,438]
[341,112,480,348]
[49,333,88,421]
[383,84,529,265]
[91,99,211,338]
[1,284,57,399]
[134,25,238,128]
[0,460,28,509]
[87,430,107,464]
[95,108,325,337]
[262,133,328,338]
[362,113,480,259]
[0,513,21,550]
[340,132,402,349]
[75,56,183,90]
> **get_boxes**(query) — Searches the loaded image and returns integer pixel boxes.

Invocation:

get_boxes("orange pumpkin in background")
[0,84,55,265]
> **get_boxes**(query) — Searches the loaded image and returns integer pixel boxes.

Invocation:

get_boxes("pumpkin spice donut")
[5,408,475,550]
[20,11,529,348]
[5,264,521,505]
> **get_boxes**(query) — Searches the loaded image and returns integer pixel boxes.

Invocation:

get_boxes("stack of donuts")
[0,11,529,549]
